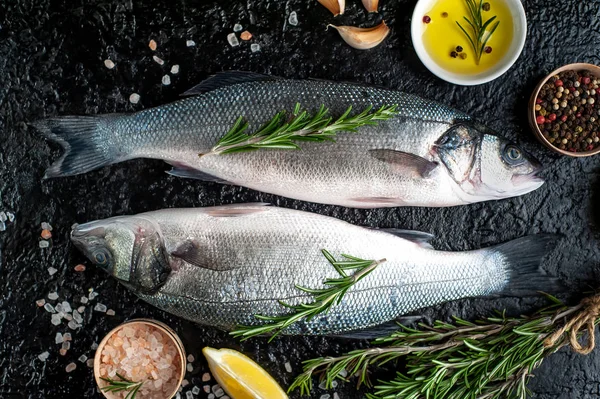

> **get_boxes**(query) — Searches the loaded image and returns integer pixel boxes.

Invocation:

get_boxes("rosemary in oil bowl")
[422,0,513,74]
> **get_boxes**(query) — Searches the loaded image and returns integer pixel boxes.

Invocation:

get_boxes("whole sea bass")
[37,72,543,208]
[71,204,555,336]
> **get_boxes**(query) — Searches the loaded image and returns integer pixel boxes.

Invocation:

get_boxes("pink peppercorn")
[555,80,563,87]
[423,15,431,23]
[548,113,557,121]
[536,115,545,124]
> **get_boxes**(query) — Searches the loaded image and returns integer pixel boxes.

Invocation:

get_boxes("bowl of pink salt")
[94,319,186,399]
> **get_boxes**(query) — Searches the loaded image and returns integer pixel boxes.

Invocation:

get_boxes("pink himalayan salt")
[97,324,181,399]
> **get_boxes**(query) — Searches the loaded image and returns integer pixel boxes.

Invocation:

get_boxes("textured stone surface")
[1,0,599,398]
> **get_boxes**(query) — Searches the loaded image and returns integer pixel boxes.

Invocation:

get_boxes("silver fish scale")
[132,206,508,335]
[105,79,471,207]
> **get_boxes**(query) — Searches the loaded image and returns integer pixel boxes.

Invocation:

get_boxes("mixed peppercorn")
[536,70,600,153]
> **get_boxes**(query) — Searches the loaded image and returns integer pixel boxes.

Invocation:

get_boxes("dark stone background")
[1,0,600,398]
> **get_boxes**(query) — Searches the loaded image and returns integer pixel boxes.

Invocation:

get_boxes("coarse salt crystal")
[338,369,348,378]
[94,303,107,312]
[63,333,72,341]
[7,212,14,222]
[55,332,63,344]
[233,23,243,32]
[289,11,299,26]
[186,39,196,47]
[192,386,200,395]
[170,65,180,74]
[186,363,193,372]
[162,75,171,86]
[91,342,98,350]
[66,362,77,372]
[73,311,83,324]
[41,229,52,239]
[80,296,88,304]
[48,267,58,276]
[203,385,210,393]
[149,39,157,51]
[284,362,292,372]
[104,59,115,69]
[208,394,215,399]
[62,301,72,313]
[319,381,327,390]
[44,303,55,313]
[62,341,71,350]
[41,222,52,231]
[250,43,261,52]
[39,240,50,248]
[0,221,5,231]
[186,392,193,399]
[86,359,94,368]
[227,33,239,47]
[129,93,141,104]
[320,395,331,399]
[0,212,6,222]
[68,320,79,330]
[36,299,46,307]
[332,380,338,388]
[333,393,340,399]
[202,373,210,382]
[74,264,86,272]
[77,306,85,313]
[38,351,50,361]
[213,387,224,397]
[60,348,67,356]
[187,354,195,362]
[153,55,165,65]
[78,354,88,363]
[181,379,189,387]
[55,303,63,313]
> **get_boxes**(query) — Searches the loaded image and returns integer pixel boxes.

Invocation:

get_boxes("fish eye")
[503,145,524,165]
[93,249,110,265]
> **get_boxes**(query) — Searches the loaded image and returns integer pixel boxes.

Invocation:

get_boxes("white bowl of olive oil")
[411,0,526,86]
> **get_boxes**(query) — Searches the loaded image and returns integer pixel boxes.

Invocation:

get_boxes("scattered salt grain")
[284,362,292,373]
[171,65,180,74]
[68,320,80,330]
[338,369,348,378]
[55,332,63,344]
[89,291,99,300]
[129,93,141,104]
[48,292,59,300]
[41,222,53,231]
[7,212,14,222]
[186,392,193,399]
[192,386,200,395]
[153,55,165,65]
[227,33,240,47]
[319,381,327,390]
[48,267,57,276]
[60,348,67,356]
[39,240,50,248]
[202,373,210,382]
[104,59,115,69]
[38,351,49,361]
[320,395,331,399]
[62,341,71,350]
[91,342,98,350]
[289,11,299,26]
[186,39,196,47]
[55,303,64,313]
[203,384,210,392]
[61,301,72,313]
[187,354,195,362]
[73,310,83,324]
[63,333,72,341]
[250,43,261,53]
[80,296,88,304]
[240,31,252,41]
[86,359,94,368]
[0,212,6,222]
[233,23,243,32]
[208,394,215,399]
[66,362,77,373]
[36,299,46,307]
[94,303,107,312]
[186,363,193,372]
[77,306,85,313]
[213,387,224,397]
[332,380,338,388]
[149,39,157,51]
[181,379,189,387]
[63,312,73,321]
[74,264,86,272]
[41,229,52,239]
[162,75,171,86]
[44,303,55,313]
[0,221,5,231]
[78,354,88,363]
[333,393,340,399]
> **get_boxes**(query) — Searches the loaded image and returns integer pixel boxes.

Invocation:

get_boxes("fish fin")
[33,116,122,178]
[170,239,234,271]
[204,203,271,217]
[182,71,279,96]
[373,229,434,249]
[369,149,438,178]
[166,164,232,184]
[488,234,563,297]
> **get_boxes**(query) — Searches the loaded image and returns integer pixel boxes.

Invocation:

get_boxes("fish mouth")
[70,221,107,251]
[511,171,545,193]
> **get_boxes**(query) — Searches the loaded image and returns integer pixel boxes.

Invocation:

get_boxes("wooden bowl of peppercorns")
[529,63,600,157]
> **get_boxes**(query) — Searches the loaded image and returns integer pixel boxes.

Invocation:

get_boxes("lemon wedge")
[202,347,289,399]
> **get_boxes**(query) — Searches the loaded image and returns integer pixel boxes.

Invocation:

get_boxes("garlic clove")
[361,0,378,13]
[318,0,345,16]
[328,21,390,50]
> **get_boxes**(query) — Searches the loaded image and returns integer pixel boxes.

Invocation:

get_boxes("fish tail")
[33,115,123,178]
[488,234,561,297]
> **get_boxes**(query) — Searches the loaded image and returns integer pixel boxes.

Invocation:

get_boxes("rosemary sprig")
[231,250,386,342]
[100,373,144,399]
[208,103,398,155]
[456,0,500,65]
[290,294,599,399]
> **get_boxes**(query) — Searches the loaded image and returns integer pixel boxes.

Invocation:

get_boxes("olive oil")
[422,0,514,75]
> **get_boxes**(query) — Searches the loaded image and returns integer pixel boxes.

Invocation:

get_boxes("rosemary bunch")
[100,373,144,399]
[290,294,600,399]
[456,0,499,65]
[231,250,386,341]
[209,103,398,155]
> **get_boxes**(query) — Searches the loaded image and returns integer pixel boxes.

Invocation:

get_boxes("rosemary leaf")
[456,0,500,65]
[100,374,144,398]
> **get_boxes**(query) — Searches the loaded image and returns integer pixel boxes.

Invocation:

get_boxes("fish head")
[71,216,171,293]
[434,123,544,201]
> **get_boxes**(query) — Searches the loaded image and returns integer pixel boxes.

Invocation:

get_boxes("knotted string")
[543,295,600,355]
